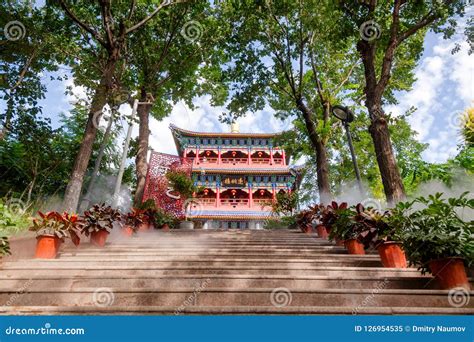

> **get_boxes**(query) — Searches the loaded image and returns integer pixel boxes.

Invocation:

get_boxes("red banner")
[142,152,192,219]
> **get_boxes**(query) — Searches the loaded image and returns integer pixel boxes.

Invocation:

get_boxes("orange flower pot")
[335,238,345,246]
[345,239,365,255]
[35,235,61,259]
[377,242,407,268]
[123,226,134,237]
[429,257,470,290]
[161,224,170,231]
[316,225,328,238]
[138,222,150,232]
[90,230,109,247]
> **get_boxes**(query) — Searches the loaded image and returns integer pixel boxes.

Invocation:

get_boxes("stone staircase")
[0,229,472,315]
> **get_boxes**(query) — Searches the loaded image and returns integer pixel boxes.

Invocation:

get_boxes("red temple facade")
[163,123,300,229]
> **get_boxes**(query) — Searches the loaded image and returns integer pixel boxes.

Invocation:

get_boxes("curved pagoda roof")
[169,123,284,139]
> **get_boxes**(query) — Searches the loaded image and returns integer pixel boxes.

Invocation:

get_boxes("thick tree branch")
[126,0,184,34]
[58,0,106,47]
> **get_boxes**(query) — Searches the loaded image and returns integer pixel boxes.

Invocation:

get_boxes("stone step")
[1,305,471,315]
[54,254,380,261]
[3,259,382,268]
[0,287,470,308]
[0,266,428,277]
[59,250,351,257]
[0,275,439,290]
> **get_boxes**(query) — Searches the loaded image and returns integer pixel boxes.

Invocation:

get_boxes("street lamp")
[331,105,363,194]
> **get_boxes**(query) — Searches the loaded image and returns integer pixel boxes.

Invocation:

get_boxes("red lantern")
[204,189,209,195]
[231,189,237,196]
[259,189,265,196]
[232,151,237,157]
[206,151,211,156]
[258,151,262,157]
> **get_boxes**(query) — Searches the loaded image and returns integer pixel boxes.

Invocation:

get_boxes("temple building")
[169,123,301,229]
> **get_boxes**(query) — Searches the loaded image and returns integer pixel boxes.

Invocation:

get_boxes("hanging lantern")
[206,150,211,156]
[259,189,265,196]
[232,151,237,157]
[231,189,237,196]
[204,189,209,195]
[258,151,263,157]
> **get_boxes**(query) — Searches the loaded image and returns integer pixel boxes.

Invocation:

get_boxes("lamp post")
[331,105,363,194]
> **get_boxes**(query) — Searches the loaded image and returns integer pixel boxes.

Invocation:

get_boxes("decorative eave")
[189,210,277,220]
[170,123,287,155]
[170,123,283,139]
[191,167,295,175]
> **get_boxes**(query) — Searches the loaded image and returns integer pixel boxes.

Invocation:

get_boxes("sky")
[7,9,474,165]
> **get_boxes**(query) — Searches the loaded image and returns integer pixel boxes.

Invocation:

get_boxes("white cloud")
[387,17,474,163]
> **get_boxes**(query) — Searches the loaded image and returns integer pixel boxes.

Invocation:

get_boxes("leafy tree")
[48,0,182,211]
[0,1,68,139]
[128,1,220,205]
[337,0,470,203]
[214,0,363,203]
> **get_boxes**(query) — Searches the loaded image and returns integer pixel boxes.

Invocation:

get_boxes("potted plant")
[29,211,82,259]
[0,236,11,257]
[137,199,158,230]
[154,209,177,231]
[166,170,200,229]
[81,204,121,247]
[327,203,366,255]
[123,208,143,236]
[295,209,314,233]
[399,192,473,289]
[354,203,407,268]
[311,204,329,238]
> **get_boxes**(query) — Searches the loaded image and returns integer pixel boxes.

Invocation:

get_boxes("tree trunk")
[296,98,332,203]
[79,109,115,210]
[367,105,406,204]
[133,87,152,206]
[62,58,117,212]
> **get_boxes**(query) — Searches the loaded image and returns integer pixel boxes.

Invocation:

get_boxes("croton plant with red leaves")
[30,211,82,246]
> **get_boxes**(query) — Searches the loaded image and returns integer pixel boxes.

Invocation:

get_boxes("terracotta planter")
[35,235,61,259]
[316,225,328,238]
[335,238,345,246]
[429,257,470,290]
[138,222,150,232]
[302,224,312,234]
[161,224,170,231]
[345,239,365,255]
[123,226,135,237]
[90,230,109,247]
[377,242,407,268]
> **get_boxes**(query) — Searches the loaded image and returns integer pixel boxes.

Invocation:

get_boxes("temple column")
[195,146,200,165]
[248,185,253,208]
[270,147,274,165]
[216,187,220,208]
[281,149,286,166]
[247,147,251,165]
[272,185,276,202]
